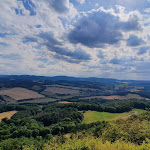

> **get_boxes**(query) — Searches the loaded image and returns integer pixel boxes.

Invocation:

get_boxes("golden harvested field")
[0,111,17,122]
[103,94,147,100]
[42,84,99,96]
[46,84,98,91]
[81,94,149,100]
[0,87,45,101]
[58,101,73,104]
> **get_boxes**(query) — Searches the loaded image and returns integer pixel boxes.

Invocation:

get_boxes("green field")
[132,108,147,113]
[82,109,147,124]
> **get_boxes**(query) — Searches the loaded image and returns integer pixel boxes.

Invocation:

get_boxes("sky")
[0,0,150,80]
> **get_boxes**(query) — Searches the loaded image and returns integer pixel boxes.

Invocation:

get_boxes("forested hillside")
[0,101,150,149]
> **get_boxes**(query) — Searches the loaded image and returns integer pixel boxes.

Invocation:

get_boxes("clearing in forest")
[82,109,147,124]
[0,111,17,122]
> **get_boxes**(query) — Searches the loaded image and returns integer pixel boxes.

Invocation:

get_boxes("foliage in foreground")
[0,103,150,150]
[2,134,150,150]
[43,134,150,150]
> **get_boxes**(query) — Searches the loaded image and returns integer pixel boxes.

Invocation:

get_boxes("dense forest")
[0,100,150,149]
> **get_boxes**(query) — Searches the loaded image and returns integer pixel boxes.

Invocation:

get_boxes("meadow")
[82,109,147,123]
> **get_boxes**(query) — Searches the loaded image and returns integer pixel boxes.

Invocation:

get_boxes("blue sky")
[0,0,150,80]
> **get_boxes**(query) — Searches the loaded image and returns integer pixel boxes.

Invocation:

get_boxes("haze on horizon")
[0,0,150,80]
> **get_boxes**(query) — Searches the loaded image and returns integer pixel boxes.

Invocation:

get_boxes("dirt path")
[121,111,138,119]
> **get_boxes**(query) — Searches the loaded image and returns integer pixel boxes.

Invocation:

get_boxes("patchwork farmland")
[0,87,45,101]
[80,93,149,100]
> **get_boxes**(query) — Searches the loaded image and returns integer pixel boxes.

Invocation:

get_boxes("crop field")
[45,84,98,91]
[0,95,16,104]
[43,87,80,94]
[132,108,147,113]
[41,84,101,97]
[0,87,45,101]
[82,109,147,124]
[42,85,80,96]
[0,111,17,122]
[58,101,73,104]
[81,94,148,100]
[104,94,149,100]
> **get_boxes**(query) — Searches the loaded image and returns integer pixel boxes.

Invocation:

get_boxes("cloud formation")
[76,0,85,4]
[39,32,91,63]
[0,0,150,80]
[138,46,150,55]
[44,0,77,15]
[68,10,142,48]
[127,35,144,47]
[21,0,36,15]
[23,37,38,43]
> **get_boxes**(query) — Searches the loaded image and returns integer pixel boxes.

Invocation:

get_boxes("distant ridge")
[0,75,150,83]
[0,75,118,83]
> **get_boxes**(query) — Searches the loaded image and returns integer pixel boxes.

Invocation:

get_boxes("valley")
[0,75,150,149]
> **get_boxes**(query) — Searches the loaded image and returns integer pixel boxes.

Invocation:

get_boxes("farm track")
[121,111,138,119]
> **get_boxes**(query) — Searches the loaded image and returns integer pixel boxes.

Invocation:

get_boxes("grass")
[132,108,147,113]
[82,109,147,124]
[0,111,17,122]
